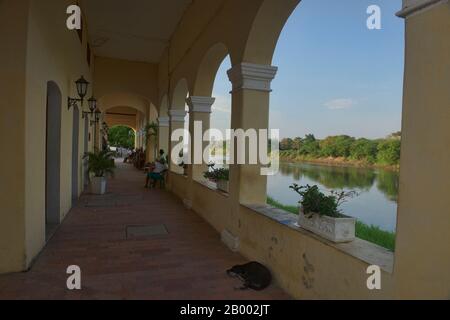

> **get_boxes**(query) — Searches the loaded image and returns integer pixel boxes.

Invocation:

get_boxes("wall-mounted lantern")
[82,96,97,120]
[68,76,89,109]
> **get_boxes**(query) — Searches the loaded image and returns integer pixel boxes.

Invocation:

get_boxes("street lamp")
[68,76,89,109]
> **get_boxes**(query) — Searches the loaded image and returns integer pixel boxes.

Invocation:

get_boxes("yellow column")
[227,62,277,205]
[394,0,450,299]
[168,110,187,175]
[158,116,170,156]
[186,96,215,181]
[182,97,215,208]
[146,130,156,163]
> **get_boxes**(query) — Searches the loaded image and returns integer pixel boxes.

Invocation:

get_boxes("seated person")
[144,149,167,173]
[157,149,167,163]
[145,157,168,188]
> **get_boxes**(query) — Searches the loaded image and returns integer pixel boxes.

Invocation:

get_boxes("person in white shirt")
[144,150,168,188]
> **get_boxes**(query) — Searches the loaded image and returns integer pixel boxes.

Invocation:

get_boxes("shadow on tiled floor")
[0,161,289,300]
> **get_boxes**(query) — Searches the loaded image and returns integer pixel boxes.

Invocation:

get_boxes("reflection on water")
[268,162,399,232]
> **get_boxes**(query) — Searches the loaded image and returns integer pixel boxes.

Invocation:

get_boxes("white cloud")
[211,94,231,113]
[324,98,356,110]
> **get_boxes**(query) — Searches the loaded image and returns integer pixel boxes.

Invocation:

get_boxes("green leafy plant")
[289,184,358,218]
[108,126,135,149]
[144,122,158,143]
[203,163,229,181]
[84,149,116,178]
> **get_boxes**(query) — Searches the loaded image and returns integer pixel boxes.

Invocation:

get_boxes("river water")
[267,162,399,232]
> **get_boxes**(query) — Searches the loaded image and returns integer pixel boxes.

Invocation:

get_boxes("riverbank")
[267,197,396,251]
[278,152,400,171]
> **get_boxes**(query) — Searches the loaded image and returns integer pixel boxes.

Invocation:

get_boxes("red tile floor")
[0,161,289,300]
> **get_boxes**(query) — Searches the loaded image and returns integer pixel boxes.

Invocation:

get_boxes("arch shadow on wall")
[45,81,62,240]
[71,105,80,206]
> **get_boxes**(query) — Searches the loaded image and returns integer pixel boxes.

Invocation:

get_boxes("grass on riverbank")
[267,197,395,251]
[278,151,400,171]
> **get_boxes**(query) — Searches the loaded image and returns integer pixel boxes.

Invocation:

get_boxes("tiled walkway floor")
[0,161,289,300]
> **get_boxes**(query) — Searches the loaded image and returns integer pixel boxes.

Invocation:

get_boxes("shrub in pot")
[290,184,358,243]
[84,149,116,195]
[204,164,230,193]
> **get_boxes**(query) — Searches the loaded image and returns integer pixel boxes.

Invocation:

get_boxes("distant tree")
[319,136,338,157]
[108,126,135,149]
[319,135,354,158]
[304,134,316,142]
[280,138,294,151]
[292,137,303,150]
[350,138,379,163]
[299,134,320,156]
[377,139,401,165]
[279,133,401,166]
[388,131,402,140]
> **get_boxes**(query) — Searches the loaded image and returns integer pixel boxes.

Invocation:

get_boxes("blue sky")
[210,0,404,139]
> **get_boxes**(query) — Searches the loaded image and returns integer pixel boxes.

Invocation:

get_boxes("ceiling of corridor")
[80,0,193,63]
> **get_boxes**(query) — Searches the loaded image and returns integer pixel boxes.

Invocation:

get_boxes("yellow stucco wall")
[168,172,188,200]
[24,0,94,267]
[181,182,394,299]
[0,0,29,273]
[0,0,94,272]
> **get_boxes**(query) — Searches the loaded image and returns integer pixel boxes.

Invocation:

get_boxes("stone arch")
[159,95,169,117]
[104,106,141,131]
[98,92,150,115]
[243,0,301,65]
[108,124,137,150]
[45,81,62,239]
[193,42,229,97]
[148,103,159,122]
[110,124,136,131]
[171,78,190,110]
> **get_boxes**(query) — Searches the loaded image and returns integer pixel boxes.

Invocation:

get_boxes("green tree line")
[108,126,136,149]
[279,132,401,166]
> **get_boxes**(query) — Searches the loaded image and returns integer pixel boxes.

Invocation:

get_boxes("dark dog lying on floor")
[227,262,272,291]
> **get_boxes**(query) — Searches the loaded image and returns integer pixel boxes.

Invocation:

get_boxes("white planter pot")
[90,176,107,195]
[297,208,356,243]
[216,180,229,193]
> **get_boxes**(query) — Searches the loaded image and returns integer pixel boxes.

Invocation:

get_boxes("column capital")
[227,62,278,93]
[396,0,448,18]
[186,96,215,113]
[158,116,170,127]
[169,110,187,122]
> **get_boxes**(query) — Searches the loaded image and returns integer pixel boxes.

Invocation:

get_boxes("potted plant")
[84,149,116,195]
[204,164,230,193]
[290,184,358,243]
